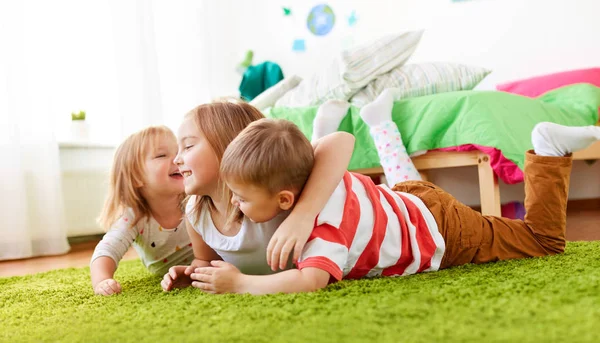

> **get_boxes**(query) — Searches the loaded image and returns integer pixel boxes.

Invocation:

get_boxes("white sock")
[532,122,600,157]
[359,89,394,127]
[312,100,350,142]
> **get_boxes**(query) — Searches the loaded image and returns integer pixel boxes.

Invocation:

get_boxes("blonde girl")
[161,100,355,290]
[91,126,193,295]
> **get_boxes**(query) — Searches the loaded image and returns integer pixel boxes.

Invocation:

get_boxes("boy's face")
[227,181,294,223]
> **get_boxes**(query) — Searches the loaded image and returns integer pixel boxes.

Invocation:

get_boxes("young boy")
[188,118,600,295]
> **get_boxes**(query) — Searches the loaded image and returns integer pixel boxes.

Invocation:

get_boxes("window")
[25,1,221,146]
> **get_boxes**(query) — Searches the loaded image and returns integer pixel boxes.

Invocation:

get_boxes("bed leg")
[477,153,501,217]
[418,170,429,182]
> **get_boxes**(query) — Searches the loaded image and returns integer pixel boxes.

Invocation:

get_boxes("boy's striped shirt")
[297,172,445,281]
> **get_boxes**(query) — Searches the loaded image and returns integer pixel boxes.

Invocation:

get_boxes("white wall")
[227,0,600,85]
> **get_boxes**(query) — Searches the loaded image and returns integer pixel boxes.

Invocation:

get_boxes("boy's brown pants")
[392,151,572,269]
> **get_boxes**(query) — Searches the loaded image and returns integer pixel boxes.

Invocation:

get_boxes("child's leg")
[311,100,350,142]
[393,122,600,268]
[360,89,421,185]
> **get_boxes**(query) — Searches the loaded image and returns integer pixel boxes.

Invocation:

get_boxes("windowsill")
[58,140,116,149]
[58,139,116,172]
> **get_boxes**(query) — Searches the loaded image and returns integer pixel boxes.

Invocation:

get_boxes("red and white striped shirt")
[297,172,445,281]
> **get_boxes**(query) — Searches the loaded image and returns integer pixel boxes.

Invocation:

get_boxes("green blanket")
[266,84,600,171]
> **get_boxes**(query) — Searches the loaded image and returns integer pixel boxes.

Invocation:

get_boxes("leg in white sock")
[360,89,421,185]
[311,100,350,142]
[369,121,422,185]
[360,89,395,126]
[532,122,600,157]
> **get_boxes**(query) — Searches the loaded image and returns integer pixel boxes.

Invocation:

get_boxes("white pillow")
[472,72,500,91]
[275,30,424,107]
[250,75,302,110]
[350,62,491,107]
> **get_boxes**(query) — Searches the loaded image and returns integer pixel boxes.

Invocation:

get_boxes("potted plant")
[70,110,89,141]
[71,110,86,121]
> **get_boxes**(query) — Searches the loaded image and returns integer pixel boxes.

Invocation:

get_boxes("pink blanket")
[436,145,524,184]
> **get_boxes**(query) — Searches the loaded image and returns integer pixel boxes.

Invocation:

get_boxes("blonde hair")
[221,118,314,195]
[97,125,179,230]
[185,99,265,228]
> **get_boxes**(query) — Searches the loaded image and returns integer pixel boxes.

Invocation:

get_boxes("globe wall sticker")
[307,4,336,36]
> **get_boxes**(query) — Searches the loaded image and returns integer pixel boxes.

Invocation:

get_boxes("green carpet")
[2,242,600,343]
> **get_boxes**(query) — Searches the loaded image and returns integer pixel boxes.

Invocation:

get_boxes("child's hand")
[267,213,313,271]
[161,265,193,291]
[190,261,242,294]
[94,278,122,296]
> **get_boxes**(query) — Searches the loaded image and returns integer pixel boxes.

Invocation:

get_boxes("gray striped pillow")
[350,62,491,107]
[275,31,424,107]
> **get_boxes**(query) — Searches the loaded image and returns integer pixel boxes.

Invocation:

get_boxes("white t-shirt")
[186,196,290,275]
[91,208,193,275]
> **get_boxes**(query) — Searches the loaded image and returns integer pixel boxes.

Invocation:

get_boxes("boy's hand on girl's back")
[267,213,313,271]
[94,278,122,296]
[161,265,194,291]
[267,212,315,271]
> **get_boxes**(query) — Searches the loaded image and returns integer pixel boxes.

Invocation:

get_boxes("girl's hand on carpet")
[267,212,313,271]
[190,261,242,294]
[161,265,193,291]
[94,278,122,296]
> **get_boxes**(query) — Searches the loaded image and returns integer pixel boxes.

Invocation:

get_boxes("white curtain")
[0,2,70,260]
[0,0,241,260]
[109,0,240,136]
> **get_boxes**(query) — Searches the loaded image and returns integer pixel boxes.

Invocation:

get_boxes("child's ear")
[134,176,144,188]
[277,190,296,211]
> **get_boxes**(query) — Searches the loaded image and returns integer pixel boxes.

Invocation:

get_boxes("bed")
[266,85,600,217]
[353,138,600,216]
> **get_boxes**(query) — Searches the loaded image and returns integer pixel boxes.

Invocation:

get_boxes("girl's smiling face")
[174,117,221,196]
[142,134,184,197]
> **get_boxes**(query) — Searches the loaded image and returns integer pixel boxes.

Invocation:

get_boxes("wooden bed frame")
[353,140,600,216]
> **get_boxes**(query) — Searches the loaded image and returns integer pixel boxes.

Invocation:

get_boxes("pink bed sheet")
[434,145,524,184]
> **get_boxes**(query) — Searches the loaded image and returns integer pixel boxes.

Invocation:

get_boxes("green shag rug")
[2,242,600,343]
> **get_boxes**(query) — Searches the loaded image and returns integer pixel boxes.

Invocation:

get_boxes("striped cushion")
[275,31,424,107]
[350,62,491,107]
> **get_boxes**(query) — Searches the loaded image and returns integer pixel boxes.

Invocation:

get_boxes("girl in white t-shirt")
[91,125,193,295]
[161,100,355,291]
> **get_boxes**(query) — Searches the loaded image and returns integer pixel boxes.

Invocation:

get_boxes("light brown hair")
[97,125,180,230]
[185,99,265,227]
[221,118,314,195]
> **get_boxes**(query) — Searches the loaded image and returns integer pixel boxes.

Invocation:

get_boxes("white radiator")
[59,143,115,237]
